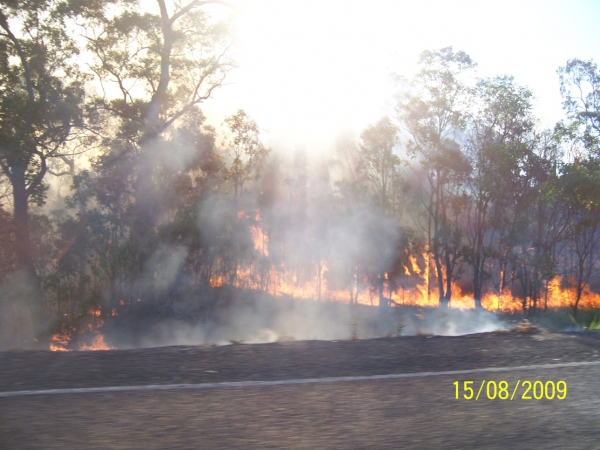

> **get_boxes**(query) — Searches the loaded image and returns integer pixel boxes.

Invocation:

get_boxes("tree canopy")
[2,5,600,348]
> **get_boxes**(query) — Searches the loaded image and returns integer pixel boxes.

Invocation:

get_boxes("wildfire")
[49,323,74,351]
[49,306,115,352]
[210,211,600,313]
[78,333,112,351]
[52,213,600,352]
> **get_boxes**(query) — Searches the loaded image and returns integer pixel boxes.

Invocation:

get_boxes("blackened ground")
[0,330,598,392]
[66,288,507,350]
[0,331,599,449]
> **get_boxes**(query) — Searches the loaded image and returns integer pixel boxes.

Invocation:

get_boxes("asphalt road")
[1,332,599,449]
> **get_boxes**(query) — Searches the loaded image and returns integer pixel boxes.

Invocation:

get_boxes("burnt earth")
[0,330,599,392]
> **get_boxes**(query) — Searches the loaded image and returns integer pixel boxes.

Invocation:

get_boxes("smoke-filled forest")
[1,0,600,351]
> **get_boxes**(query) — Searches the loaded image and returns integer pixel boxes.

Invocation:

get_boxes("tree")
[0,1,87,340]
[221,110,270,203]
[556,58,600,318]
[84,0,233,141]
[358,117,402,306]
[0,203,15,279]
[558,58,600,158]
[358,117,401,213]
[395,47,475,307]
[507,131,566,316]
[557,156,600,318]
[80,0,234,301]
[463,76,535,308]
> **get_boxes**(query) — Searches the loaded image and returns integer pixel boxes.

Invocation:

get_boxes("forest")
[1,0,600,350]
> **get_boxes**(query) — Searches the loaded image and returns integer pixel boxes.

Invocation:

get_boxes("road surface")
[1,331,599,449]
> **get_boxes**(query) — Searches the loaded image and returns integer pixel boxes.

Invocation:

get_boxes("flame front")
[210,212,600,313]
[49,306,114,351]
[50,213,600,351]
[78,333,112,351]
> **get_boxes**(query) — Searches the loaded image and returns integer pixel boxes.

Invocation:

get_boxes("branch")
[0,156,14,182]
[161,70,227,130]
[145,0,175,130]
[57,154,75,175]
[148,0,233,130]
[47,169,72,177]
[25,149,48,195]
[169,0,233,26]
[96,104,140,123]
[0,9,35,130]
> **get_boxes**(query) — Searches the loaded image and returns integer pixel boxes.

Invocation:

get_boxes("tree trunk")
[444,270,453,309]
[9,165,45,345]
[499,247,509,294]
[433,248,443,300]
[12,166,36,279]
[378,270,386,308]
[472,239,484,309]
[473,264,483,310]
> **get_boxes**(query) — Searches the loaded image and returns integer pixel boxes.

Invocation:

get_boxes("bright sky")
[202,0,600,152]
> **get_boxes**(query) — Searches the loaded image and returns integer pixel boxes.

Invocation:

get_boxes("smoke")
[7,106,511,352]
[142,245,188,293]
[398,308,507,336]
[0,270,46,350]
[99,289,508,350]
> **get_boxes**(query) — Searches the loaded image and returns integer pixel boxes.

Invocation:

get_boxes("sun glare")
[201,0,600,150]
[208,0,427,149]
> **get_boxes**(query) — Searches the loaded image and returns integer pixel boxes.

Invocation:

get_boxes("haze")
[204,0,600,149]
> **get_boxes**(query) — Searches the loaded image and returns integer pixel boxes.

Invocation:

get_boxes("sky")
[201,0,600,152]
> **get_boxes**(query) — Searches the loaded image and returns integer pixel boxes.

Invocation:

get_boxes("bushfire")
[209,213,600,314]
[49,306,115,352]
[50,214,600,351]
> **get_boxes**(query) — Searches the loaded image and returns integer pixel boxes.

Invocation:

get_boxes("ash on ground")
[100,288,508,349]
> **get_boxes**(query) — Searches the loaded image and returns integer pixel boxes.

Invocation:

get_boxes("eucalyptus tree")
[558,58,600,158]
[395,47,474,307]
[557,159,600,318]
[463,76,535,308]
[219,109,269,285]
[508,130,567,315]
[556,58,600,317]
[83,0,234,143]
[0,1,88,338]
[0,204,15,279]
[222,109,270,204]
[358,117,401,214]
[357,117,402,306]
[79,0,235,301]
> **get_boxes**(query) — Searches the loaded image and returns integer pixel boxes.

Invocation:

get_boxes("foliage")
[395,47,474,307]
[4,20,600,347]
[358,117,402,213]
[221,110,270,202]
[558,58,600,157]
[0,0,91,344]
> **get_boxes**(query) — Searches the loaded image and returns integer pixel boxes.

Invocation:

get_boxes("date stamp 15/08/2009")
[453,380,567,401]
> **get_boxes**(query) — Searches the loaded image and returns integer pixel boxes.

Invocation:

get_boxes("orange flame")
[211,212,600,313]
[49,306,115,351]
[78,333,112,351]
